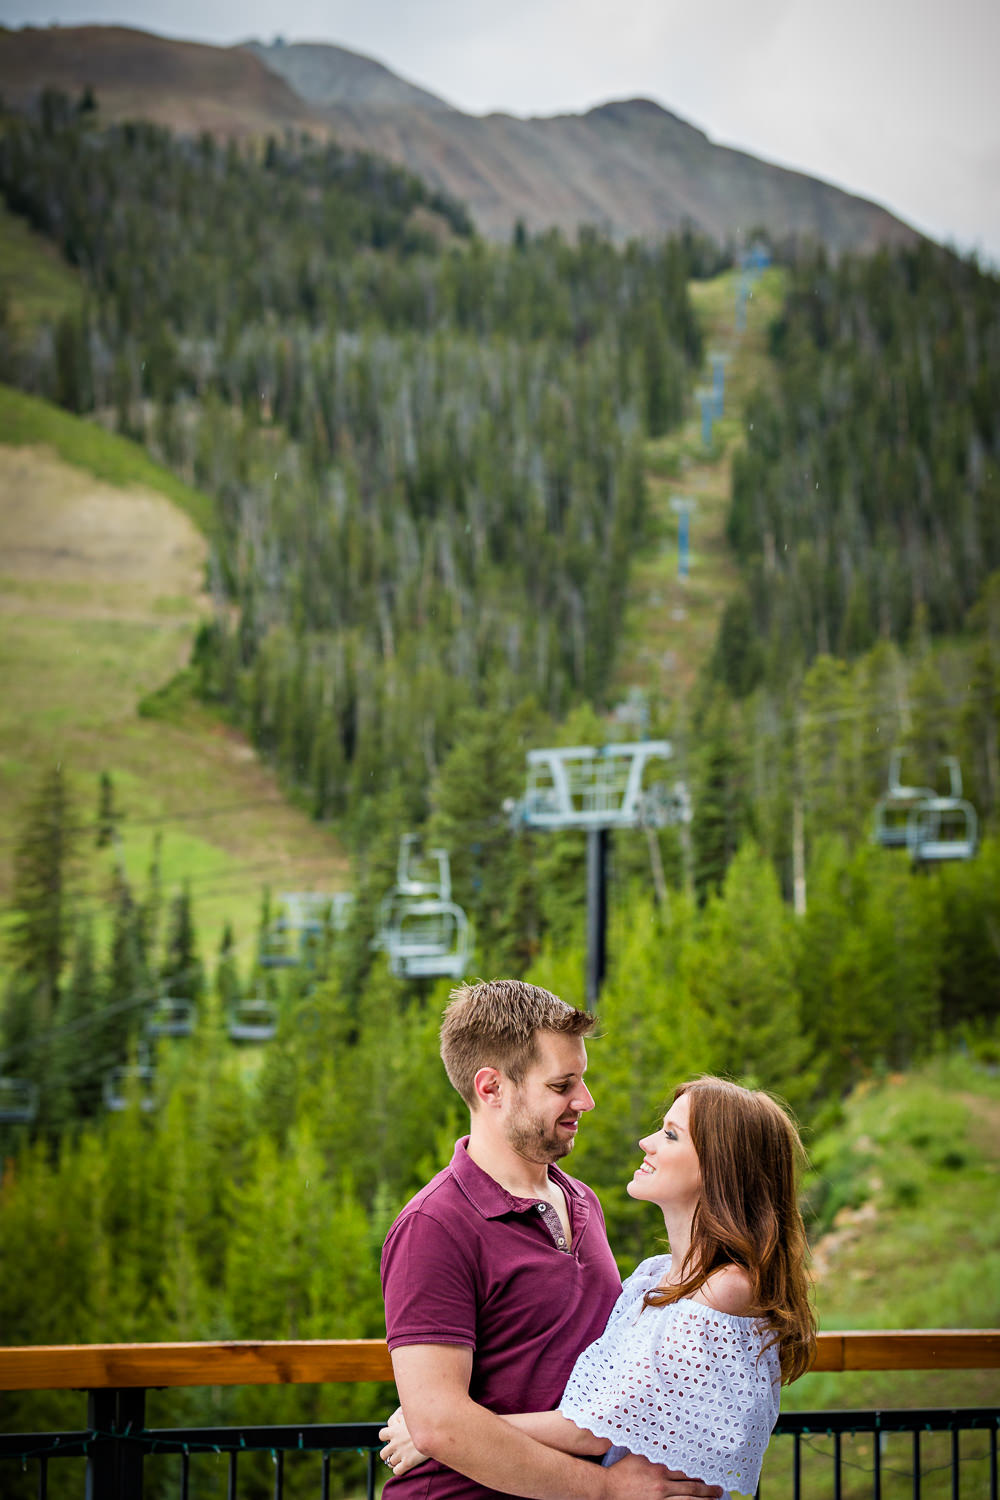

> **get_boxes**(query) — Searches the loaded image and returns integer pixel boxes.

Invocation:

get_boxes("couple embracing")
[379,980,815,1500]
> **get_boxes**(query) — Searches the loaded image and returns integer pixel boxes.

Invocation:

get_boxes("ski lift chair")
[329,892,355,932]
[280,893,330,930]
[228,995,278,1043]
[908,757,978,865]
[386,899,472,980]
[0,1077,39,1125]
[873,748,933,849]
[146,995,195,1039]
[103,1062,156,1113]
[395,834,452,901]
[259,917,299,969]
[372,888,406,952]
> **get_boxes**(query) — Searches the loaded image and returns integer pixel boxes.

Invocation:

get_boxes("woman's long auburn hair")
[642,1076,817,1384]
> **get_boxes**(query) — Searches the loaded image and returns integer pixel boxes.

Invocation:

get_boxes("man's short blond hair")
[440,978,595,1108]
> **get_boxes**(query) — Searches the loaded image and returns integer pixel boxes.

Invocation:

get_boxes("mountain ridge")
[0,24,920,251]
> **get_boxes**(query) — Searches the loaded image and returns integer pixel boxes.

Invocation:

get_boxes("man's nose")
[572,1082,596,1113]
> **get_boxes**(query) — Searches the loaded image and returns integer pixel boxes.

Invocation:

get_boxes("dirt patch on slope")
[0,445,207,618]
[0,440,347,929]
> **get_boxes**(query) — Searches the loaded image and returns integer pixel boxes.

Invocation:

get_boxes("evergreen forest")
[1,90,999,1499]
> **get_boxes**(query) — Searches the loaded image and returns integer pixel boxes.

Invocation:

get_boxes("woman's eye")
[663,1129,676,1140]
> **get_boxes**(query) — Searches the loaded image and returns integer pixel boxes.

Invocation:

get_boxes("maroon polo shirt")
[381,1137,622,1500]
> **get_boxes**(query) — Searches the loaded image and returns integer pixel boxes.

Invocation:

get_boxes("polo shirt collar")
[449,1135,587,1220]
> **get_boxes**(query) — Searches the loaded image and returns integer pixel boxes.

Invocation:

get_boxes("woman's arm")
[379,1406,610,1476]
[501,1410,612,1457]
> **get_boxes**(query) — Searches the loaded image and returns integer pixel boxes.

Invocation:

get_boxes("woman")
[381,1076,816,1498]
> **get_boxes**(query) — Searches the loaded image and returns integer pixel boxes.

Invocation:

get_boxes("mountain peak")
[585,97,709,141]
[244,39,456,115]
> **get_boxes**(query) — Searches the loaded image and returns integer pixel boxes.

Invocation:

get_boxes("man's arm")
[390,1344,722,1500]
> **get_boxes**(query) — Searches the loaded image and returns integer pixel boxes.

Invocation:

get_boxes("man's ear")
[473,1066,503,1108]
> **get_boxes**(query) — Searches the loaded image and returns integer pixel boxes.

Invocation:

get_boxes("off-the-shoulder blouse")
[559,1254,780,1498]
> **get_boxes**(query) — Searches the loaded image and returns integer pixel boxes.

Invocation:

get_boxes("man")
[380,979,718,1500]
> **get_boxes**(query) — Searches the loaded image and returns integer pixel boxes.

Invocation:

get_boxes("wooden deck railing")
[0,1330,998,1391]
[0,1335,997,1500]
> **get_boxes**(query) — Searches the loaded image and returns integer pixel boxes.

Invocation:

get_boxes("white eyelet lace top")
[559,1255,780,1498]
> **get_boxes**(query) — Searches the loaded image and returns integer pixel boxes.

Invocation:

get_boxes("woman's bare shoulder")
[689,1264,755,1316]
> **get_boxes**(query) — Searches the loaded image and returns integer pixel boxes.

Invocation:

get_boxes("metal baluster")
[793,1431,801,1500]
[273,1447,284,1499]
[912,1429,920,1500]
[321,1451,331,1500]
[367,1448,376,1500]
[951,1427,959,1500]
[833,1430,842,1500]
[180,1449,189,1500]
[37,1456,47,1500]
[86,1385,146,1499]
[990,1425,997,1500]
[873,1430,881,1500]
[228,1450,238,1500]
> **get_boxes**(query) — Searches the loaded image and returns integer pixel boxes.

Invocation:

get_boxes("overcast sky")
[3,0,998,264]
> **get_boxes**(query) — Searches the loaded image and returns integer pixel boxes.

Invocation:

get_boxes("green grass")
[0,202,83,333]
[747,1055,1000,1498]
[790,1055,1000,1412]
[0,384,214,536]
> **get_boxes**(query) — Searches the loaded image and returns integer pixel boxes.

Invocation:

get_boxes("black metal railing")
[0,1413,383,1500]
[2,1405,999,1499]
[762,1408,999,1498]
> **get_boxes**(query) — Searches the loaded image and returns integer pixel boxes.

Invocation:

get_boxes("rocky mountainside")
[0,24,920,251]
[314,92,917,250]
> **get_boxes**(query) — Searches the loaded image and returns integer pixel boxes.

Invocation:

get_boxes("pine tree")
[140,832,164,963]
[427,704,528,964]
[691,691,750,900]
[49,917,101,1121]
[215,921,241,1012]
[5,765,80,1030]
[103,870,150,1062]
[161,881,204,1004]
[95,769,119,847]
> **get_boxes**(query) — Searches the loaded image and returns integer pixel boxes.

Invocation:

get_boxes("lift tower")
[510,742,685,1008]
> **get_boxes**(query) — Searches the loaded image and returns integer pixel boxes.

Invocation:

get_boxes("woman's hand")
[379,1405,430,1476]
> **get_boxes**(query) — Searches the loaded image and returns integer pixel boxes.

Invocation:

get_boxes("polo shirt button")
[537,1203,546,1211]
[557,1237,566,1246]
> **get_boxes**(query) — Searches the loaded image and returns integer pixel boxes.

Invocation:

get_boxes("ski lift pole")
[585,827,609,1012]
[670,496,696,582]
[512,741,676,1011]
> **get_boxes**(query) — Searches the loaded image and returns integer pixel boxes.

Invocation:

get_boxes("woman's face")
[627,1091,702,1216]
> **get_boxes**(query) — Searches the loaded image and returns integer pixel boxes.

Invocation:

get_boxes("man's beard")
[504,1101,575,1163]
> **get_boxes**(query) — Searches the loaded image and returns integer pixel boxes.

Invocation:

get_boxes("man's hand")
[379,1405,430,1476]
[602,1454,722,1500]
